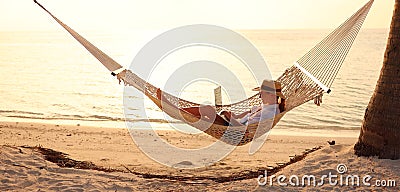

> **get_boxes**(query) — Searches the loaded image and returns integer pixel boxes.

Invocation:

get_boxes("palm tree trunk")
[354,0,400,159]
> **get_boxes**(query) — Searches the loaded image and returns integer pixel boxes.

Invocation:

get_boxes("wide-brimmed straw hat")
[252,80,285,98]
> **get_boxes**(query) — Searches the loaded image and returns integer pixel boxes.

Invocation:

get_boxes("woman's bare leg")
[182,105,228,125]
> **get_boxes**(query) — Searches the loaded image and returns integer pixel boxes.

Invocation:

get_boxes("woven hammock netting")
[35,0,374,146]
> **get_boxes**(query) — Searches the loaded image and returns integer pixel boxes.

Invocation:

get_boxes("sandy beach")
[1,121,398,191]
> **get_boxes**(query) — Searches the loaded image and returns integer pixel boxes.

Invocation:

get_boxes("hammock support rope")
[34,0,374,146]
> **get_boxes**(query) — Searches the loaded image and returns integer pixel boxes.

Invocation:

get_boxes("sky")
[0,0,395,31]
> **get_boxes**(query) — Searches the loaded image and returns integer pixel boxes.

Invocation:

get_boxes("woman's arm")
[233,110,251,119]
[220,111,246,126]
[221,110,250,119]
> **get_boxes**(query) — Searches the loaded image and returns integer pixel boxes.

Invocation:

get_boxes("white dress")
[239,104,280,125]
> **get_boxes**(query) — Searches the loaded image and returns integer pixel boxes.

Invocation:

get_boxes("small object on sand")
[177,161,193,166]
[172,161,194,168]
[66,134,72,136]
[327,140,336,145]
[276,162,286,166]
[77,124,80,126]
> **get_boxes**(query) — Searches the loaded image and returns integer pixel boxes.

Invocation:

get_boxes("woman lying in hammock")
[157,80,285,126]
[221,80,285,126]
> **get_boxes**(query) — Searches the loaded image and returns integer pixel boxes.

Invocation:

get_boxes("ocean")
[0,28,389,132]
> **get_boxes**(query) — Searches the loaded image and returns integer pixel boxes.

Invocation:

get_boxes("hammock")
[34,0,374,146]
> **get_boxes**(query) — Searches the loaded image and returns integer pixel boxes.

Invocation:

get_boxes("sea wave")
[0,110,181,124]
